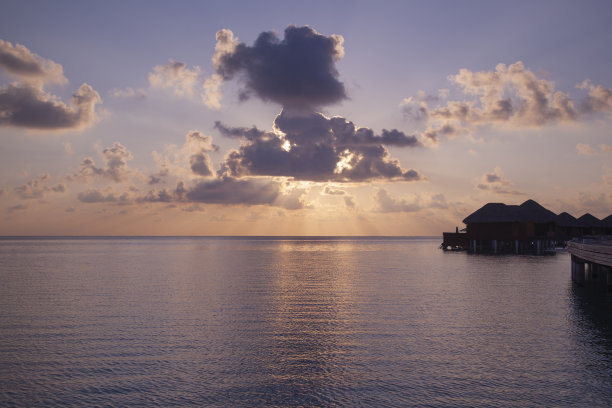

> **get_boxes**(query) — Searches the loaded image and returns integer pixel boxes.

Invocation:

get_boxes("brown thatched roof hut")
[555,212,579,227]
[463,199,557,225]
[576,213,601,228]
[442,198,610,252]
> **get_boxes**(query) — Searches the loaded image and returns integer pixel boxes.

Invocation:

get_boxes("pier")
[568,238,612,291]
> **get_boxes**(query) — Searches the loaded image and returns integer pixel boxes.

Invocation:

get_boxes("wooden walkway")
[567,239,612,267]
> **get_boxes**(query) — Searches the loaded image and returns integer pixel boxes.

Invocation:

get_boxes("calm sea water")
[1,237,611,407]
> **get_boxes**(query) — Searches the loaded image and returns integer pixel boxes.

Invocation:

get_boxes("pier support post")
[515,240,519,254]
[572,255,585,285]
[585,262,592,282]
[493,239,497,254]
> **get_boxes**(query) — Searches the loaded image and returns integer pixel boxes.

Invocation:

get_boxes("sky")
[1,0,611,236]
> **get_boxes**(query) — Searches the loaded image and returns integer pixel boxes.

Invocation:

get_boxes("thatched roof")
[463,199,557,224]
[603,214,612,227]
[555,212,578,227]
[576,213,601,228]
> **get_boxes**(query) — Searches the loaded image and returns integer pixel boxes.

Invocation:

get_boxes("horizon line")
[0,235,441,239]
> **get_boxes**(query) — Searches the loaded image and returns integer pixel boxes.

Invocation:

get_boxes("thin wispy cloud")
[576,143,612,155]
[475,167,523,196]
[14,173,67,200]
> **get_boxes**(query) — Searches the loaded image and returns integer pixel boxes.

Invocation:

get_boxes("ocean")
[1,236,611,407]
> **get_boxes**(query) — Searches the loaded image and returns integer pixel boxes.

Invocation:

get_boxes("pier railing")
[567,237,612,268]
[567,237,612,290]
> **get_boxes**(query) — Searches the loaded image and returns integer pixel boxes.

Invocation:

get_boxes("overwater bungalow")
[442,199,612,254]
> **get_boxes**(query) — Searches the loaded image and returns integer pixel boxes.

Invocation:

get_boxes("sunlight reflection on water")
[1,237,611,407]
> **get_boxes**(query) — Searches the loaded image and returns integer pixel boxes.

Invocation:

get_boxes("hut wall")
[467,221,554,241]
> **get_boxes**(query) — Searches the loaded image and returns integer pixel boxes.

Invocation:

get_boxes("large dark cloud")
[215,110,422,182]
[210,26,423,184]
[215,26,346,110]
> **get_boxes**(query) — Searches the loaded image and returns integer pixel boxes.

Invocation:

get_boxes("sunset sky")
[1,0,611,235]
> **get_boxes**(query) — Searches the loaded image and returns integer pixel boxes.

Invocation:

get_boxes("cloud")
[77,189,118,203]
[323,186,346,195]
[604,168,612,188]
[400,89,449,122]
[14,173,67,199]
[148,60,201,98]
[0,40,101,131]
[135,189,173,203]
[576,143,612,155]
[0,39,67,85]
[577,192,610,215]
[183,178,285,206]
[208,26,423,184]
[72,142,133,183]
[182,204,205,212]
[0,82,101,130]
[216,110,423,182]
[429,193,449,209]
[202,74,223,109]
[322,185,356,208]
[189,153,214,177]
[213,25,346,110]
[374,189,423,213]
[577,79,612,114]
[100,143,133,182]
[475,166,523,195]
[403,61,612,142]
[185,130,218,177]
[132,176,307,210]
[8,204,28,212]
[147,130,218,183]
[201,29,239,109]
[373,189,449,213]
[109,87,147,99]
[344,195,355,208]
[444,61,578,126]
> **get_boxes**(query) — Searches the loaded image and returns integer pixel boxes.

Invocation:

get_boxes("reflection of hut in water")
[442,199,612,254]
